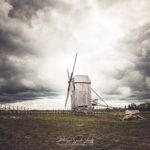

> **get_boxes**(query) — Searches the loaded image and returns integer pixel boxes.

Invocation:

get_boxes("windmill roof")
[74,75,91,83]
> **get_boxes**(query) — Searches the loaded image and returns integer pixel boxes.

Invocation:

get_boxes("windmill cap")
[74,75,91,83]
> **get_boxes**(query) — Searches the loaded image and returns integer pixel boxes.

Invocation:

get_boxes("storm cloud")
[0,0,60,102]
[117,23,150,100]
[0,0,150,106]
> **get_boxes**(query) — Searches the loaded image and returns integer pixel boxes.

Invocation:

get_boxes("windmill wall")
[71,75,92,113]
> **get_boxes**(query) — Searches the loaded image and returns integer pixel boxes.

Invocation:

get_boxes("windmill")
[65,53,110,114]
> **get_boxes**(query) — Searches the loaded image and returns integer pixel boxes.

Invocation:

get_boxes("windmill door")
[78,91,87,106]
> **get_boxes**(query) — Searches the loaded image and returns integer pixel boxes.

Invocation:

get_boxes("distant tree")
[124,105,127,110]
[130,103,137,110]
[128,104,131,110]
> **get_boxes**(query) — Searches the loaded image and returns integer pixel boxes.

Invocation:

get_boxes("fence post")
[24,107,25,114]
[0,104,1,114]
[12,105,14,114]
[8,105,10,114]
[17,106,19,115]
[0,104,2,113]
[20,106,23,114]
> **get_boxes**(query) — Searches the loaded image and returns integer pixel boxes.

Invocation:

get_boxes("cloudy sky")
[0,0,150,109]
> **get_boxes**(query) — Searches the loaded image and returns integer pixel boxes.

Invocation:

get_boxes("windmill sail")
[65,53,78,107]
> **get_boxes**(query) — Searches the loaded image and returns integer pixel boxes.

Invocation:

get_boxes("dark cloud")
[0,54,59,102]
[0,0,150,106]
[0,91,58,103]
[114,22,150,100]
[7,0,52,21]
[0,28,32,56]
[6,0,71,23]
[0,0,60,103]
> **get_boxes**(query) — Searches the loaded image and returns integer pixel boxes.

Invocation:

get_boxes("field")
[0,112,150,150]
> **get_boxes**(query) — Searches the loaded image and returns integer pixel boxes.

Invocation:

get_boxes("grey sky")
[0,0,150,108]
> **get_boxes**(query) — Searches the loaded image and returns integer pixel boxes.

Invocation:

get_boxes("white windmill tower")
[65,53,110,114]
[65,53,93,114]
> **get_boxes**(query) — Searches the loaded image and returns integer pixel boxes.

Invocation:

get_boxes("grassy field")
[0,112,150,150]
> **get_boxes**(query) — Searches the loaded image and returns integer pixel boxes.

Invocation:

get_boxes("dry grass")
[0,112,150,150]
